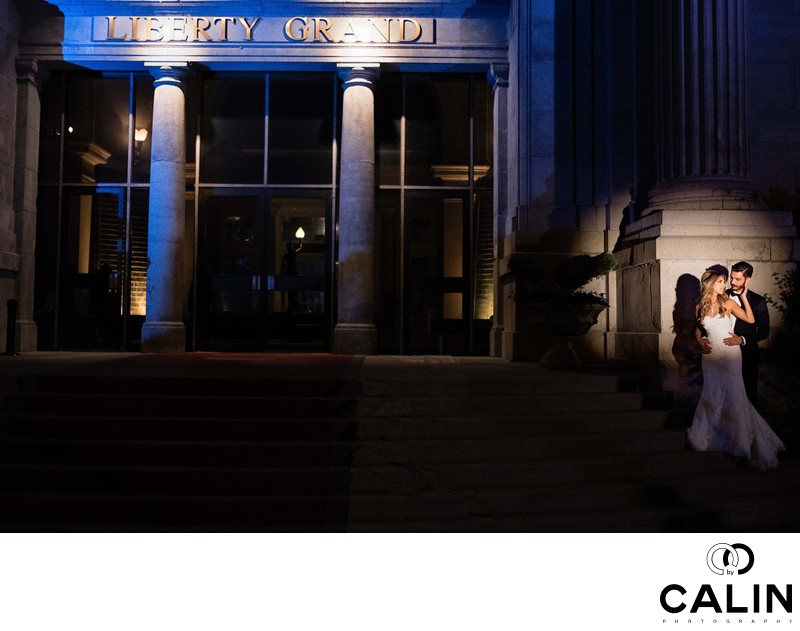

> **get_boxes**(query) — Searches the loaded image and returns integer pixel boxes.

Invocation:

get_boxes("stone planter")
[516,301,608,368]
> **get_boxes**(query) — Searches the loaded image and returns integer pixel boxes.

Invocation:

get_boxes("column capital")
[487,63,509,92]
[145,62,191,89]
[337,63,381,91]
[16,59,47,91]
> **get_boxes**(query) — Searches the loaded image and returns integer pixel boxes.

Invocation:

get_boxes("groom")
[724,261,771,407]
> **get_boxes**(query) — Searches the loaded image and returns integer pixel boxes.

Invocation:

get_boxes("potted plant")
[505,251,617,367]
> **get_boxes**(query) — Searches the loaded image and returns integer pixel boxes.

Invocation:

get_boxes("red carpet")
[45,353,360,380]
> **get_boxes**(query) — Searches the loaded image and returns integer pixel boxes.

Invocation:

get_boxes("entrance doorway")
[195,191,331,350]
[405,192,469,354]
[35,70,492,355]
[375,188,493,356]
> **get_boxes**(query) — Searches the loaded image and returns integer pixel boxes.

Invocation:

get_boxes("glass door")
[196,193,265,349]
[404,192,472,355]
[195,191,331,350]
[47,188,125,350]
[266,195,330,349]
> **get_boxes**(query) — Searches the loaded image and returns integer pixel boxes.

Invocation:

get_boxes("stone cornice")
[27,1,511,19]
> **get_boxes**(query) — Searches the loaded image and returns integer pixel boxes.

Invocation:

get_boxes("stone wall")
[0,0,20,352]
[748,1,800,217]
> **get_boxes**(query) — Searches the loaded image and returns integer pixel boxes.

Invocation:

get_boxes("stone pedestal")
[615,200,798,398]
[141,63,188,353]
[333,64,379,355]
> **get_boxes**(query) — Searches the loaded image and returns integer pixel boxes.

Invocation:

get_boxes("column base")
[15,319,38,352]
[489,325,505,357]
[141,321,186,353]
[333,323,377,355]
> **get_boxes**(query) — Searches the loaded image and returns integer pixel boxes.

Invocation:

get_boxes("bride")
[687,269,785,470]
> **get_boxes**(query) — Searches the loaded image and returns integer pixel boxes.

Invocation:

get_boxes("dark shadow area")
[672,272,703,395]
[0,354,361,532]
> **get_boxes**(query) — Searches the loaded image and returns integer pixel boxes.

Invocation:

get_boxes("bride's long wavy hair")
[697,269,729,320]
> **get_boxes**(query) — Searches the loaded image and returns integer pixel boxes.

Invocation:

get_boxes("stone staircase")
[0,355,797,532]
[347,358,800,531]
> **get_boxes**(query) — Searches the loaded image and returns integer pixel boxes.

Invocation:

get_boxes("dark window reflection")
[64,75,129,183]
[473,78,494,188]
[376,190,401,353]
[33,188,59,349]
[201,75,265,183]
[133,76,154,183]
[39,74,65,184]
[375,74,402,187]
[268,74,334,184]
[406,75,470,186]
[55,189,125,350]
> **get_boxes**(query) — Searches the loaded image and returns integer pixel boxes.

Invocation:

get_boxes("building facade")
[1,0,798,397]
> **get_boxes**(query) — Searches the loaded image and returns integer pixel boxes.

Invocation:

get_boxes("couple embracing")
[687,261,785,470]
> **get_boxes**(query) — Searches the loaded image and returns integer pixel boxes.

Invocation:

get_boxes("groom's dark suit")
[727,288,770,406]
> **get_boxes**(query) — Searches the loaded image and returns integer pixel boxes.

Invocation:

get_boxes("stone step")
[348,450,738,492]
[348,490,800,533]
[354,392,648,417]
[0,447,741,499]
[0,492,351,531]
[0,413,358,441]
[5,459,793,532]
[357,373,632,396]
[1,390,650,418]
[0,464,353,497]
[350,430,688,466]
[14,375,360,398]
[1,393,358,419]
[0,410,672,441]
[352,411,674,440]
[0,426,684,468]
[0,437,355,467]
[345,465,800,532]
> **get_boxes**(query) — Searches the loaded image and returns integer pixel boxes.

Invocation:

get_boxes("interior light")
[67,126,74,133]
[135,128,149,143]
[295,227,305,240]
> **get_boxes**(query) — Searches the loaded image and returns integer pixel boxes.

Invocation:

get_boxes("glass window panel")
[133,76,154,183]
[271,197,327,315]
[185,79,199,184]
[375,74,402,186]
[375,190,401,353]
[38,74,65,184]
[406,75,470,187]
[473,77,494,188]
[64,75,129,183]
[268,74,333,185]
[127,189,150,320]
[57,189,125,349]
[34,188,59,349]
[200,76,265,184]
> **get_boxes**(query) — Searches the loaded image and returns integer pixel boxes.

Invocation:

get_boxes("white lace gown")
[687,313,785,470]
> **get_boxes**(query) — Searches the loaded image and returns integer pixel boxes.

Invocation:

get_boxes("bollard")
[3,299,18,356]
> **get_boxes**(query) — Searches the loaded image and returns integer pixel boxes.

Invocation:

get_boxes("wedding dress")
[687,313,785,470]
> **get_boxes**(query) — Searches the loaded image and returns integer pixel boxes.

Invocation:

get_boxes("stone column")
[615,0,798,398]
[13,60,44,351]
[141,63,188,353]
[649,0,752,206]
[333,64,380,355]
[488,63,509,358]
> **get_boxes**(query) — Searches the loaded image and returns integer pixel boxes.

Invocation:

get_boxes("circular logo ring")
[707,543,754,575]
